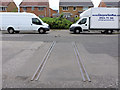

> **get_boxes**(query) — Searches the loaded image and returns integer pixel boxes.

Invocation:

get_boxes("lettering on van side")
[98,17,114,21]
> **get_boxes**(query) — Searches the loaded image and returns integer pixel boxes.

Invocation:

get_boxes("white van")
[70,8,120,34]
[0,12,50,34]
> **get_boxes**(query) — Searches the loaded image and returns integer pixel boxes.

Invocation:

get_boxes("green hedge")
[74,17,80,23]
[41,17,73,29]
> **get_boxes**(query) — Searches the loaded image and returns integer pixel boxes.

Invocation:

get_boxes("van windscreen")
[32,18,42,25]
[78,18,87,24]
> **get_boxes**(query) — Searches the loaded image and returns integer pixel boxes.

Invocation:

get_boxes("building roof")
[21,0,49,2]
[0,0,14,7]
[20,0,49,7]
[104,2,119,7]
[101,0,120,2]
[99,0,119,7]
[60,0,92,2]
[54,10,58,13]
[49,8,58,13]
[59,0,93,6]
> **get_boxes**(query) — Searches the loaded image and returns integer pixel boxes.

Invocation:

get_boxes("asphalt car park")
[1,30,119,88]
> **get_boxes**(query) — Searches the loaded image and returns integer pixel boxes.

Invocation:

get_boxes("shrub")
[41,17,73,29]
[74,17,80,23]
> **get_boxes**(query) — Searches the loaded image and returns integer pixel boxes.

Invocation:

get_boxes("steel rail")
[73,42,91,82]
[72,42,86,82]
[31,41,56,81]
[35,41,56,80]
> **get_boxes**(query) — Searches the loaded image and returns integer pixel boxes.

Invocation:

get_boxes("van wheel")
[38,28,46,34]
[8,28,14,34]
[15,31,20,33]
[74,29,80,34]
[101,31,105,34]
[106,30,113,34]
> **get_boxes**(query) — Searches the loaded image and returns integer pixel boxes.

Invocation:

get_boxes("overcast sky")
[13,0,102,10]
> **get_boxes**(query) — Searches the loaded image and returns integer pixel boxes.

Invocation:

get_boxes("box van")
[0,12,50,34]
[70,8,120,34]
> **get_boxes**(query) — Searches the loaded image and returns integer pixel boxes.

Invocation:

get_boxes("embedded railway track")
[31,41,56,81]
[31,41,91,82]
[72,42,91,82]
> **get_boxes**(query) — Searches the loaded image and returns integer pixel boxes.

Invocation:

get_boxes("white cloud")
[49,0,59,10]
[91,0,101,7]
[13,0,23,8]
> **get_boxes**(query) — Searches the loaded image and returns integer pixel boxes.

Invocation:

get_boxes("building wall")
[98,1,107,7]
[0,2,18,12]
[20,7,48,17]
[99,1,119,8]
[0,7,7,12]
[7,2,18,12]
[20,4,49,17]
[49,8,57,17]
[59,6,92,17]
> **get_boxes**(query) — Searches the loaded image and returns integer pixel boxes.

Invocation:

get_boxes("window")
[62,7,68,11]
[2,7,6,11]
[39,15,44,18]
[75,15,78,18]
[32,18,42,25]
[64,15,70,18]
[73,7,77,11]
[38,7,44,11]
[31,7,34,11]
[83,6,88,11]
[23,7,27,11]
[78,18,87,24]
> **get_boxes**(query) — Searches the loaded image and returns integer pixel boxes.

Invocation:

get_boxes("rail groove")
[31,41,56,81]
[72,42,91,82]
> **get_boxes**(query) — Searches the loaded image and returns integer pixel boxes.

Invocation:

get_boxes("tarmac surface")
[1,30,119,88]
